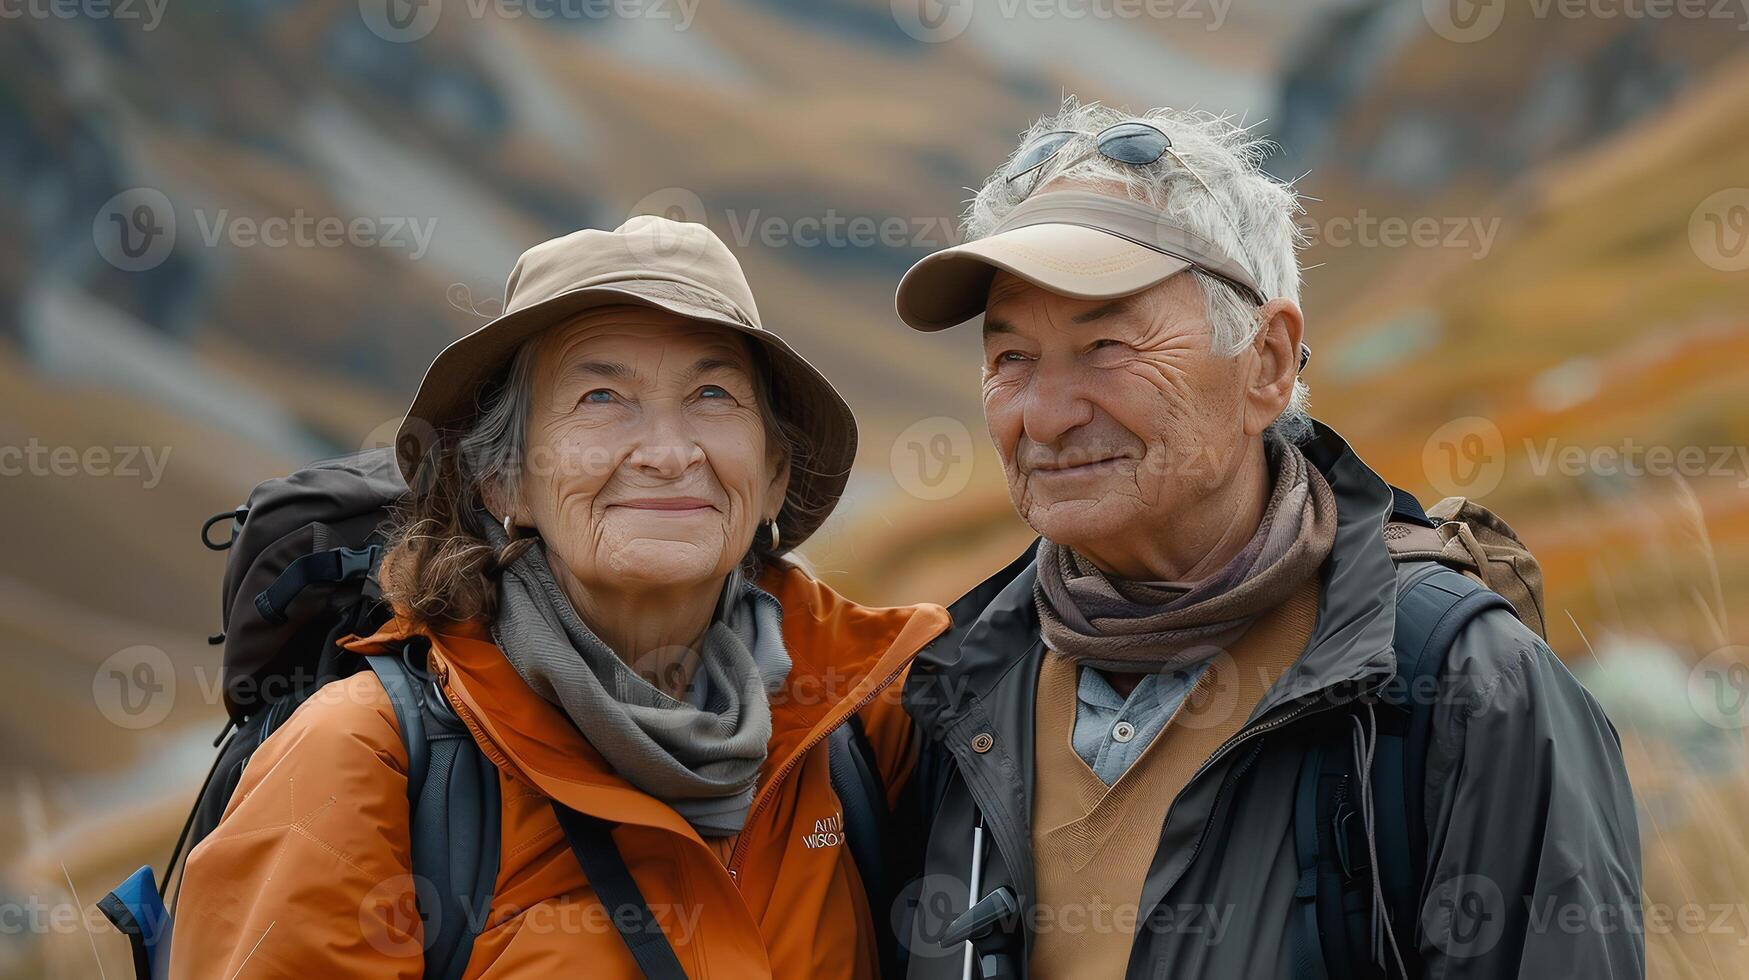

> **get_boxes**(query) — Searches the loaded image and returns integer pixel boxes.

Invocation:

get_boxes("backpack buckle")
[336,544,381,580]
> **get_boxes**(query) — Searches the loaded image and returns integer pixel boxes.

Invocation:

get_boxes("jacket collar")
[343,563,951,842]
[906,420,1400,736]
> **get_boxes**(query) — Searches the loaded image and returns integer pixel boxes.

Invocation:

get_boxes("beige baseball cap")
[895,188,1268,331]
[397,215,856,552]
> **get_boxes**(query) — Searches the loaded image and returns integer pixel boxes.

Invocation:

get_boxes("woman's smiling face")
[507,306,790,592]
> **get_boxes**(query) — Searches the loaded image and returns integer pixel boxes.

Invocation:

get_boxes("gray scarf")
[1034,441,1337,672]
[485,519,790,837]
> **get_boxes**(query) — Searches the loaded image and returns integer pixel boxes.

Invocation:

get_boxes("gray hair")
[965,99,1313,445]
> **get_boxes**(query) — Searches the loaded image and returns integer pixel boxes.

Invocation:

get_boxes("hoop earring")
[503,514,517,540]
[766,518,781,552]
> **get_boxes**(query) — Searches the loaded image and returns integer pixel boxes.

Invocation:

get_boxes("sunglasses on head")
[1004,125,1313,371]
[1007,121,1220,197]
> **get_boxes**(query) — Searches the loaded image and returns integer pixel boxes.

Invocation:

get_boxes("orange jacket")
[170,565,950,979]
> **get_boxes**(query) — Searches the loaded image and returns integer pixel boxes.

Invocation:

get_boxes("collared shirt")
[1070,662,1209,785]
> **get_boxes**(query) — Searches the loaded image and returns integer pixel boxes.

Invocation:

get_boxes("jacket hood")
[343,562,950,842]
[906,420,1401,738]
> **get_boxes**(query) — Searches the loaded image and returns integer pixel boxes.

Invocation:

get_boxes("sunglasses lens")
[1098,123,1171,165]
[1009,131,1075,180]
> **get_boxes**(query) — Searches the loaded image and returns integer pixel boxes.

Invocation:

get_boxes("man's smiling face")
[980,270,1256,573]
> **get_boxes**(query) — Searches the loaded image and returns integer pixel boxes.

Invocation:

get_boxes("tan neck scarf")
[1033,441,1337,671]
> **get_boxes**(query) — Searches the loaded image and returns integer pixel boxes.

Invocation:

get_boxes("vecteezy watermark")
[1690,188,1749,272]
[891,416,975,501]
[891,0,1231,43]
[1689,645,1749,730]
[359,873,707,957]
[625,187,961,256]
[1422,0,1506,41]
[894,876,1236,959]
[1303,210,1502,260]
[1423,418,1749,499]
[0,896,119,936]
[0,440,173,489]
[93,645,176,730]
[0,0,168,29]
[358,0,700,43]
[1423,873,1508,957]
[1425,0,1749,42]
[192,209,437,261]
[722,210,961,251]
[1422,416,1509,499]
[93,188,439,271]
[93,188,176,273]
[1521,438,1749,489]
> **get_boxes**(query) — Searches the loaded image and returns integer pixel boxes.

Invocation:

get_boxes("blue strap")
[1291,561,1516,980]
[98,866,171,980]
[253,545,381,625]
[550,804,689,980]
[829,715,895,974]
[367,655,428,801]
[368,652,498,980]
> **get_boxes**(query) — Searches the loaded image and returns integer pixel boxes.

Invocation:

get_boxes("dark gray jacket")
[895,424,1642,979]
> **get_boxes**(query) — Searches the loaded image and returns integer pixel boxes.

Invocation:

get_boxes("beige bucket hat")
[397,215,856,552]
[894,188,1268,332]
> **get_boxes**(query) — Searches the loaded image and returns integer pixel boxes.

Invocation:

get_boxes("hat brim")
[397,281,856,553]
[895,222,1193,331]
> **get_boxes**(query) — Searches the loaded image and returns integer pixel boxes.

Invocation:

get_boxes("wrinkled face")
[511,307,789,591]
[981,272,1255,565]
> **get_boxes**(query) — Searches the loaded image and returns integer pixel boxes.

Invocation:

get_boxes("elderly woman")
[171,216,950,978]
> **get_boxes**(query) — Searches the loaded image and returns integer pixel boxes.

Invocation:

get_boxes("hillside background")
[2,1,1747,976]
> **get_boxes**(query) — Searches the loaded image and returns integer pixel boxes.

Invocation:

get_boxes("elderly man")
[889,104,1642,979]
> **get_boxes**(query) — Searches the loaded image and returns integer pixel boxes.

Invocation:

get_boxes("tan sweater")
[1028,577,1320,978]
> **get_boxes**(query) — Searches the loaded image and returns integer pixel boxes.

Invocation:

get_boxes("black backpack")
[1287,488,1536,980]
[912,488,1543,980]
[100,446,894,980]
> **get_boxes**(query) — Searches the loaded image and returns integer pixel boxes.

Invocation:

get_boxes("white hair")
[965,99,1313,445]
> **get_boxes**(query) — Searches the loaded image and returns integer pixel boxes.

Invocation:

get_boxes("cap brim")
[895,223,1193,331]
[396,282,856,552]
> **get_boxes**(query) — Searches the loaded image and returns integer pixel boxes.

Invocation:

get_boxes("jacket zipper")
[725,646,928,881]
[1157,677,1391,896]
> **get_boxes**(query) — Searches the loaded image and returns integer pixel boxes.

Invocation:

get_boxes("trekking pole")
[962,815,986,980]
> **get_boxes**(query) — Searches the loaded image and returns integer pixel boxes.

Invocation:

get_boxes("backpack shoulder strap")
[1291,561,1514,980]
[828,714,896,973]
[368,651,501,980]
[549,803,689,980]
[1373,563,1513,924]
[1387,485,1437,529]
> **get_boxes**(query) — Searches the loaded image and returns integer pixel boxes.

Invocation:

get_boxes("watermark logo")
[1690,188,1749,272]
[359,0,443,42]
[891,0,973,42]
[1424,0,1506,41]
[1689,646,1749,730]
[1422,416,1507,499]
[192,209,437,259]
[1303,210,1502,260]
[892,873,977,957]
[1424,873,1506,958]
[0,0,169,29]
[891,416,975,501]
[93,645,175,730]
[0,440,173,488]
[94,187,176,272]
[625,187,712,268]
[359,873,440,958]
[894,0,1230,40]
